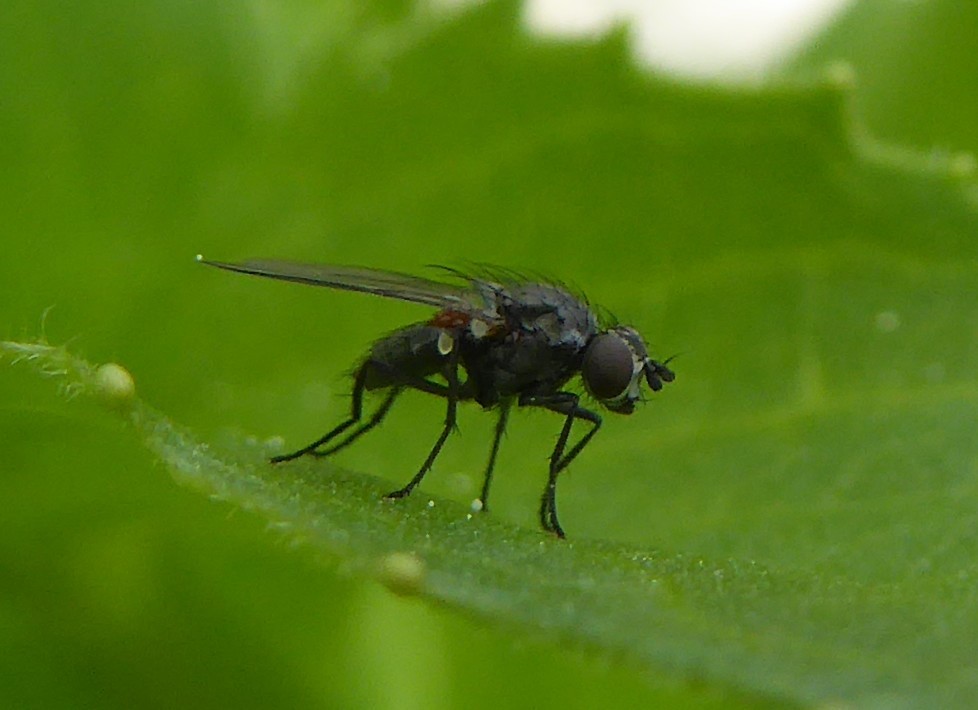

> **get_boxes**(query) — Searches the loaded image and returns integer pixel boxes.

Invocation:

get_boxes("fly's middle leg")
[477,400,512,512]
[385,333,462,500]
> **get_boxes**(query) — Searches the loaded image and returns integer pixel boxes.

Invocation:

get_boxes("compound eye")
[583,333,634,401]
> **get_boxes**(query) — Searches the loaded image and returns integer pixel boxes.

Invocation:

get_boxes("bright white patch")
[469,318,489,339]
[626,373,642,401]
[520,0,852,80]
[95,362,136,405]
[427,499,436,508]
[470,498,484,512]
[437,331,454,355]
[623,348,644,400]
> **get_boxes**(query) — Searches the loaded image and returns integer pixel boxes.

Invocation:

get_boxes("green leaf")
[3,242,977,710]
[5,1,978,708]
[787,0,978,153]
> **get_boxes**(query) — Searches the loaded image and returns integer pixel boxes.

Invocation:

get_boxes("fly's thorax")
[498,282,599,350]
[443,281,598,404]
[458,322,583,407]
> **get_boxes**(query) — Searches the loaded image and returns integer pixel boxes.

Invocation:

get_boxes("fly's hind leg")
[274,328,467,506]
[307,386,402,458]
[271,361,383,463]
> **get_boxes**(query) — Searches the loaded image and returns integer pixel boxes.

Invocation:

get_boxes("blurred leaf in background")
[3,0,978,708]
[788,0,978,153]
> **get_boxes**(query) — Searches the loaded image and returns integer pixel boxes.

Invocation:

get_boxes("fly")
[198,256,675,538]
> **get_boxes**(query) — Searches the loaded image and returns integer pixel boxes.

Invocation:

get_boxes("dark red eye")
[582,333,634,400]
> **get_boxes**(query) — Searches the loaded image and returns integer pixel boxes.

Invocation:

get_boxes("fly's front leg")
[385,331,462,500]
[519,392,602,538]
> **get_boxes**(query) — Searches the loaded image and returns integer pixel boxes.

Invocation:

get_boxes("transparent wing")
[198,257,471,308]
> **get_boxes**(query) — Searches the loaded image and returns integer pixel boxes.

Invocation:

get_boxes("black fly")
[198,256,674,538]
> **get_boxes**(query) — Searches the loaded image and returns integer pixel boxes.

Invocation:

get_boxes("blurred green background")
[3,0,978,707]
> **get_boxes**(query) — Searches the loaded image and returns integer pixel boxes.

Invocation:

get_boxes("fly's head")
[581,326,675,414]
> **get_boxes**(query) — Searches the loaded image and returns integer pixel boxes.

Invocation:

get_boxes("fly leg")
[519,392,602,538]
[477,400,512,512]
[273,342,469,472]
[271,362,376,463]
[385,333,462,500]
[310,366,462,458]
[307,385,402,458]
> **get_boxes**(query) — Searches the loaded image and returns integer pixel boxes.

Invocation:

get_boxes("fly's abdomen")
[363,324,452,390]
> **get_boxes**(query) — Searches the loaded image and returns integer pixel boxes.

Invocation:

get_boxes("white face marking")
[601,338,646,409]
[437,331,454,355]
[624,351,644,400]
